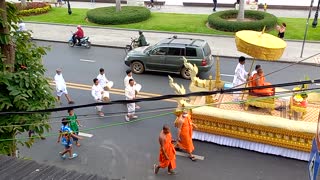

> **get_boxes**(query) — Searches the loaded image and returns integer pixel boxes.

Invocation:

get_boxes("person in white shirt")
[91,78,104,117]
[251,65,261,77]
[124,69,134,88]
[232,56,249,101]
[124,69,141,109]
[125,79,138,121]
[97,68,108,88]
[54,68,74,104]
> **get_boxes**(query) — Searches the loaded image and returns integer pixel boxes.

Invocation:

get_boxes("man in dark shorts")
[150,0,154,7]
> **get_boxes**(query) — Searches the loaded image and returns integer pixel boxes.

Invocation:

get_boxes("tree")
[237,0,245,21]
[0,2,56,156]
[116,0,121,12]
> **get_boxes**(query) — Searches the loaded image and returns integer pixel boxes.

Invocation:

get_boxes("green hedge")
[87,6,151,25]
[18,4,51,16]
[208,10,277,32]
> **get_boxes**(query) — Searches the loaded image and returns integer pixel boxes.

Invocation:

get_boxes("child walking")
[67,108,81,147]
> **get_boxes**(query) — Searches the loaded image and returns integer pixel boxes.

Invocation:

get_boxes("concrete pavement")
[27,22,320,64]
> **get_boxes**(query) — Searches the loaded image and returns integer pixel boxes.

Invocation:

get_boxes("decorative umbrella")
[235,28,287,61]
[235,27,287,99]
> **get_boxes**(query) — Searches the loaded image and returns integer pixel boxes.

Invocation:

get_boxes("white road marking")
[80,59,95,63]
[175,151,205,160]
[78,132,94,138]
[220,73,234,77]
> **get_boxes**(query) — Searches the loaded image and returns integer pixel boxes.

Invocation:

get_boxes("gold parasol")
[235,28,287,100]
[235,28,287,61]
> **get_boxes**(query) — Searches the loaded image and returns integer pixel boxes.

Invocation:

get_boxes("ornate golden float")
[168,57,319,161]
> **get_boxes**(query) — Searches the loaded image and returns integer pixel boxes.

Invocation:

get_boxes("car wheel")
[180,67,191,80]
[131,61,145,74]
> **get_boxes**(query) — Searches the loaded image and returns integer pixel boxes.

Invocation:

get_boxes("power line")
[0,88,319,128]
[0,78,319,115]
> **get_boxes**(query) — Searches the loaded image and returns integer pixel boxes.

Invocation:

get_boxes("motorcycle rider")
[73,25,84,45]
[136,31,148,47]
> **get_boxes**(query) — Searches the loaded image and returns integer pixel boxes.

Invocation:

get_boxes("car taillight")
[201,59,207,66]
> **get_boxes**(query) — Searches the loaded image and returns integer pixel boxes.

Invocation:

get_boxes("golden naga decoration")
[168,75,189,108]
[182,56,225,93]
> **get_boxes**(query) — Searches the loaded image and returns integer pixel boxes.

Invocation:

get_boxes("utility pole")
[300,0,314,58]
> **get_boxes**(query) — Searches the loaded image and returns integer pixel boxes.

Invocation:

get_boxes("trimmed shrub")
[15,2,51,16]
[208,10,277,32]
[87,6,151,25]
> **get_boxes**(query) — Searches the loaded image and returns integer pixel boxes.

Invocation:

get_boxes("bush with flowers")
[15,2,51,16]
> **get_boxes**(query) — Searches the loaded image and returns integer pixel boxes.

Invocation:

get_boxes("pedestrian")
[276,23,286,39]
[97,68,113,90]
[175,109,197,161]
[124,69,134,88]
[125,79,138,121]
[66,108,81,147]
[232,56,249,102]
[124,69,141,109]
[154,125,176,175]
[212,0,217,11]
[57,118,82,160]
[54,68,74,105]
[91,78,105,117]
[251,64,261,77]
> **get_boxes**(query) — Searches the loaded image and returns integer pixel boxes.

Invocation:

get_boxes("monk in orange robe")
[154,125,176,175]
[251,68,274,96]
[175,110,197,161]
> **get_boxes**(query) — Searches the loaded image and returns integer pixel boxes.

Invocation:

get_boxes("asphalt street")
[19,41,320,180]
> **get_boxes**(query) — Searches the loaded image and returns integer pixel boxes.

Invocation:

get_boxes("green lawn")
[23,7,320,41]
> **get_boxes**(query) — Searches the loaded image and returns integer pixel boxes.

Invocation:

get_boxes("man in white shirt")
[91,78,104,117]
[54,68,74,104]
[97,68,108,88]
[124,69,141,109]
[125,79,138,121]
[232,56,249,101]
[124,69,134,88]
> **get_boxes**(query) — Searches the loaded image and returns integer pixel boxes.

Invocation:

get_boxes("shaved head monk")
[154,125,176,175]
[175,109,197,161]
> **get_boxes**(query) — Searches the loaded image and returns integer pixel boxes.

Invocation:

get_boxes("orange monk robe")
[252,73,274,96]
[177,114,195,153]
[159,132,176,169]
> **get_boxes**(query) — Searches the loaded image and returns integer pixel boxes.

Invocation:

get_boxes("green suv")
[124,37,214,79]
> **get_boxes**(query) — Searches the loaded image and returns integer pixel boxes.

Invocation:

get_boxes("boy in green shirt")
[67,108,81,147]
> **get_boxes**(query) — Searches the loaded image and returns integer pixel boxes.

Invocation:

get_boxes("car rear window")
[203,43,211,56]
[186,47,197,57]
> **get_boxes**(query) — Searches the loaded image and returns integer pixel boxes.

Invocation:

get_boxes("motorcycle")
[125,37,139,54]
[68,32,91,48]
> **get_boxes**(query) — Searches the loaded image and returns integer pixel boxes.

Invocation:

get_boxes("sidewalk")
[28,22,320,64]
[53,1,312,18]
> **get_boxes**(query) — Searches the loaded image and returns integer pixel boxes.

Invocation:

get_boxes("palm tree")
[116,0,121,12]
[237,0,245,21]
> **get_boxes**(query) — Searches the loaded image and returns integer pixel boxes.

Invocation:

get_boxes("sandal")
[189,156,196,161]
[168,170,177,175]
[153,164,159,174]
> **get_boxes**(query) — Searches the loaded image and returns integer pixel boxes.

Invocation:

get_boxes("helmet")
[77,25,81,29]
[139,31,143,35]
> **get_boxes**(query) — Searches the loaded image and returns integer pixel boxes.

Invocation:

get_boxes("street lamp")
[67,0,72,15]
[312,0,320,28]
[300,0,314,58]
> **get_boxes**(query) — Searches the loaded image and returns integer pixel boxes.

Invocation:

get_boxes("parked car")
[124,37,214,79]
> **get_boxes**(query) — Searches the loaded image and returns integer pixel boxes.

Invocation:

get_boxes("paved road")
[42,41,320,95]
[19,41,318,180]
